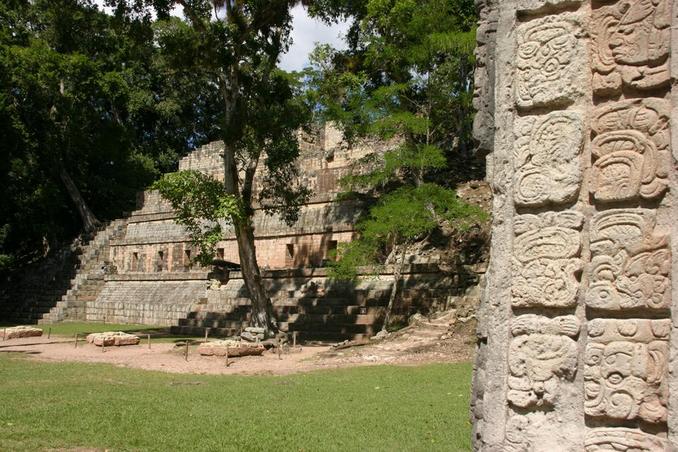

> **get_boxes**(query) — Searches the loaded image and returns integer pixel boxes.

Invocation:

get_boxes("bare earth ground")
[0,317,474,375]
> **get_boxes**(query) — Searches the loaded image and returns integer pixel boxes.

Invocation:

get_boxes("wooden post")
[225,346,229,368]
[293,331,297,348]
[204,328,209,343]
[2,328,6,341]
[147,334,151,349]
[184,340,189,361]
[74,333,78,348]
[102,338,106,353]
[277,337,282,360]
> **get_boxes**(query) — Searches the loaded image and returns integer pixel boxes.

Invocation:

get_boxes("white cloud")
[280,5,349,72]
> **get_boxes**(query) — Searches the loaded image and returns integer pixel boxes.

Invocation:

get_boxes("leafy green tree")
[0,0,222,274]
[111,0,312,334]
[307,0,486,330]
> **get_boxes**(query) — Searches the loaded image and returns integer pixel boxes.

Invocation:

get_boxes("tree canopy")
[0,0,222,274]
[304,0,486,329]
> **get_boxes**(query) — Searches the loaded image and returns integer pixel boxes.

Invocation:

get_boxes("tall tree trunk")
[223,143,276,334]
[381,244,409,333]
[59,168,100,233]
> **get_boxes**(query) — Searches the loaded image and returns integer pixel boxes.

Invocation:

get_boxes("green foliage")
[329,184,486,280]
[0,0,223,273]
[0,355,473,451]
[152,171,241,266]
[311,0,485,282]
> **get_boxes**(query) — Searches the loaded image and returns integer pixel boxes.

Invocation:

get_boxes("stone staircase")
[170,273,458,341]
[32,219,128,324]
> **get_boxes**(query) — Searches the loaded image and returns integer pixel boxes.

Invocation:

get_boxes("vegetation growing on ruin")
[0,0,223,274]
[308,0,485,329]
[0,355,473,451]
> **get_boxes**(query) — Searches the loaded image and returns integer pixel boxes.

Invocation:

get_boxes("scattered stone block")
[197,340,265,357]
[0,326,43,340]
[86,331,140,347]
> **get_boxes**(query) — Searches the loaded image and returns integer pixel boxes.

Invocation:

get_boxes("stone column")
[471,0,676,450]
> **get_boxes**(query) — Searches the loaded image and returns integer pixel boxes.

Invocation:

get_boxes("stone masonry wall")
[84,124,483,339]
[471,0,677,450]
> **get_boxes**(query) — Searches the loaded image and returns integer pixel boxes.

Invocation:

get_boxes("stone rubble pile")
[240,326,266,342]
[86,331,140,347]
[197,339,265,357]
[0,326,43,340]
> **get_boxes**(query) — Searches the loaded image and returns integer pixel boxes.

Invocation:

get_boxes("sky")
[280,5,349,72]
[94,2,349,72]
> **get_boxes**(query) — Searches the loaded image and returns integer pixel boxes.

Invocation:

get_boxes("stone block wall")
[471,0,677,450]
[69,123,482,340]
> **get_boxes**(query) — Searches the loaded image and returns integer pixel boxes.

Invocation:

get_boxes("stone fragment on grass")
[0,326,43,340]
[86,331,140,346]
[197,340,265,357]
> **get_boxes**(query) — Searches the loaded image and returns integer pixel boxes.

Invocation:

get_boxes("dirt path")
[0,314,474,375]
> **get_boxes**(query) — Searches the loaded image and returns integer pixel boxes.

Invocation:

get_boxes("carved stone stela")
[470,0,675,450]
[512,212,583,308]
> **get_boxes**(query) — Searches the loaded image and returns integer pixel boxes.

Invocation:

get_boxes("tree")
[112,0,311,335]
[0,0,223,274]
[306,0,486,331]
[332,184,484,331]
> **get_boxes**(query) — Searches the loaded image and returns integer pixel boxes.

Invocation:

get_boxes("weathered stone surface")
[591,0,670,96]
[513,111,584,207]
[591,99,670,202]
[585,428,668,452]
[471,0,676,449]
[197,340,265,357]
[515,13,586,109]
[508,315,579,407]
[511,211,583,308]
[585,319,669,423]
[1,326,42,340]
[587,209,670,311]
[86,331,140,347]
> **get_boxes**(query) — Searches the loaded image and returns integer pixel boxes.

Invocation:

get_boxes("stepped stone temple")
[0,124,485,341]
[471,0,678,450]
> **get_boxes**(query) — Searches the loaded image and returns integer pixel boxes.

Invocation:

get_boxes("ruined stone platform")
[86,332,140,347]
[1,326,43,340]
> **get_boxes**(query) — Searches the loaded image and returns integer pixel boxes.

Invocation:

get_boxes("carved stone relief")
[473,0,674,449]
[513,111,584,207]
[591,0,671,96]
[585,319,669,423]
[585,428,668,452]
[591,99,670,202]
[512,211,584,308]
[508,314,580,407]
[515,14,585,109]
[587,209,670,311]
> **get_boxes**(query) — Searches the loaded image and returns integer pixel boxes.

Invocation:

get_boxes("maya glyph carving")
[508,314,580,407]
[587,209,670,311]
[585,428,668,452]
[591,0,670,96]
[515,14,585,109]
[585,319,669,423]
[513,111,584,207]
[512,211,583,308]
[591,99,670,202]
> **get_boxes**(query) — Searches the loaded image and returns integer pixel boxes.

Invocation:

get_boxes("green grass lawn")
[0,354,472,451]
